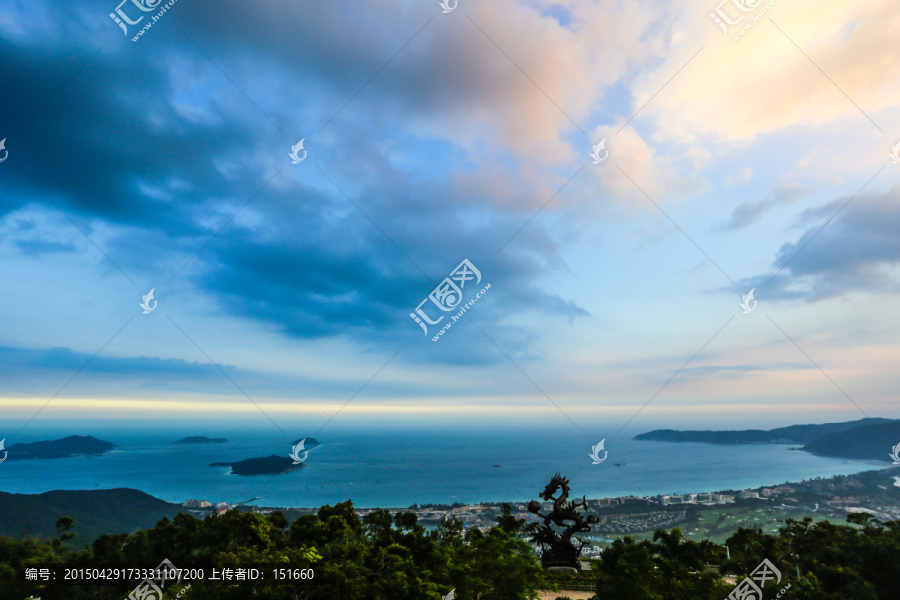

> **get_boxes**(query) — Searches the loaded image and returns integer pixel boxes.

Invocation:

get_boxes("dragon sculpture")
[527,473,599,569]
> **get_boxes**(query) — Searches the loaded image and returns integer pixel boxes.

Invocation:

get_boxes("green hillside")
[802,420,900,461]
[635,418,895,445]
[0,488,182,543]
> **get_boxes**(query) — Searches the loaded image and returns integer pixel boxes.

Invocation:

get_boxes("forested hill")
[802,420,900,461]
[634,418,896,445]
[5,435,115,459]
[0,488,182,542]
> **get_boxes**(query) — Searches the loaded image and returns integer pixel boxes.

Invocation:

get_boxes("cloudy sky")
[1,0,898,442]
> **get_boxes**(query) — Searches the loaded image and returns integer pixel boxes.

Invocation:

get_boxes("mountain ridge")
[801,420,900,461]
[634,418,896,445]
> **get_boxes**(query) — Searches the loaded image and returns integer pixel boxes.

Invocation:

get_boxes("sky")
[1,0,899,444]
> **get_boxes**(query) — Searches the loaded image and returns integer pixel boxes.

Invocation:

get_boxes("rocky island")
[209,455,304,475]
[174,436,229,444]
[4,435,115,460]
[291,437,321,449]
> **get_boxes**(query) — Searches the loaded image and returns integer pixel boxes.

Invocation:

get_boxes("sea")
[0,427,888,509]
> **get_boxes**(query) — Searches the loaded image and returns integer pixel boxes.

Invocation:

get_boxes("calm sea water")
[0,428,887,509]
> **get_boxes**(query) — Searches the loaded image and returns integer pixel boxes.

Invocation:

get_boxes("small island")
[174,436,229,444]
[4,435,115,460]
[291,438,321,450]
[209,455,304,476]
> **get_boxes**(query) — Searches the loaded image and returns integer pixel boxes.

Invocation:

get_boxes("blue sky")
[1,0,899,443]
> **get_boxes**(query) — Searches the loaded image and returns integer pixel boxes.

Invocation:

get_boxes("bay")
[0,428,886,509]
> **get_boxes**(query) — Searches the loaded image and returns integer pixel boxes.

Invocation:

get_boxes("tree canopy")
[1,503,897,600]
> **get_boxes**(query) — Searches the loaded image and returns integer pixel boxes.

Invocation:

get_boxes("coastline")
[0,435,889,509]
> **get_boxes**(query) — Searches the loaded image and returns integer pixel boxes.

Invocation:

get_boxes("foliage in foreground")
[0,502,541,600]
[0,502,898,600]
[592,513,900,600]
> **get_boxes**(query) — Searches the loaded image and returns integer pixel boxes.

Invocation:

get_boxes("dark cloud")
[0,344,230,384]
[0,0,590,361]
[716,182,813,231]
[742,184,900,300]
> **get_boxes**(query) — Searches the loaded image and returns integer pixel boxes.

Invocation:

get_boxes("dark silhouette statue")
[527,473,599,569]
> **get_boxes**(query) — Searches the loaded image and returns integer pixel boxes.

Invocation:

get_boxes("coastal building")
[827,498,860,507]
[738,490,760,499]
[617,496,651,505]
[760,488,773,497]
[183,499,211,508]
[660,495,682,505]
[696,493,721,503]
